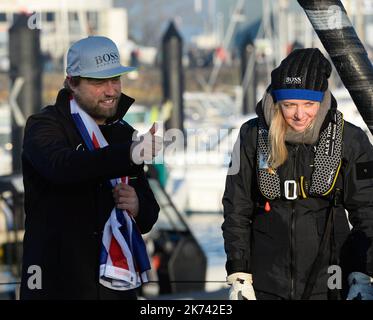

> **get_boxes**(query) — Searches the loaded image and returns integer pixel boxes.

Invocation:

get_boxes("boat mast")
[298,0,373,134]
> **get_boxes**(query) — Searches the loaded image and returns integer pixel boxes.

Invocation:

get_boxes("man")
[20,36,161,299]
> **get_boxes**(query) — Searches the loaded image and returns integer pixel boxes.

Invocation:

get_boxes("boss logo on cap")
[285,77,302,85]
[94,52,119,66]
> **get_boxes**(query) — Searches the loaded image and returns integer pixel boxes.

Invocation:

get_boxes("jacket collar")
[54,88,135,125]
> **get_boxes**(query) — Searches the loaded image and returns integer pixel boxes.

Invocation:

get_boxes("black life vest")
[256,109,344,200]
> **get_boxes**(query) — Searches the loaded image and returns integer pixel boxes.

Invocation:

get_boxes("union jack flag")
[70,98,150,290]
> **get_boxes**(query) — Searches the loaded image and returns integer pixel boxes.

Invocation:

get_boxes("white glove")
[227,272,256,300]
[131,122,162,164]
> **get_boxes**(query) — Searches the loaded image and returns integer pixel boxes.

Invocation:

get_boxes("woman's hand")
[112,183,139,217]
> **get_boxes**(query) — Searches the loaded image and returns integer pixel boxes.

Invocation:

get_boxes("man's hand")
[131,122,162,164]
[112,183,139,217]
[227,272,256,300]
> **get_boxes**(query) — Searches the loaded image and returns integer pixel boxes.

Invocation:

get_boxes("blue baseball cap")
[66,36,136,78]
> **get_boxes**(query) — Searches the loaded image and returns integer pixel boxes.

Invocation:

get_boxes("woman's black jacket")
[222,106,373,299]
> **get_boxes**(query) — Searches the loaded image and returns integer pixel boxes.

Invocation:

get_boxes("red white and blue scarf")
[70,98,150,290]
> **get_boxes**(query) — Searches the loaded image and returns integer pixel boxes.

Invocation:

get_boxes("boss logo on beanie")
[285,77,302,85]
[271,48,332,94]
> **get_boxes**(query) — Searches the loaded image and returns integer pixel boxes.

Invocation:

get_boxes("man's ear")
[65,76,77,93]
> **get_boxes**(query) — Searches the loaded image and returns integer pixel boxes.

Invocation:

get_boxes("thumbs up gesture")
[131,122,163,164]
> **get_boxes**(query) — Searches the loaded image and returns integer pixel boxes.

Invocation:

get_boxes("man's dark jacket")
[20,89,159,299]
[222,97,373,300]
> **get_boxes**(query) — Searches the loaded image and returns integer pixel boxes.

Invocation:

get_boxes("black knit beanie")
[271,48,332,102]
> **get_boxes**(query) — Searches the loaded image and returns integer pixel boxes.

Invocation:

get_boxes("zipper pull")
[264,201,271,213]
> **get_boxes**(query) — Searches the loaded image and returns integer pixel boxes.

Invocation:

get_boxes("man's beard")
[74,93,119,123]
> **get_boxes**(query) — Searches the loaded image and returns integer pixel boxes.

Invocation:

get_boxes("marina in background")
[1,0,373,299]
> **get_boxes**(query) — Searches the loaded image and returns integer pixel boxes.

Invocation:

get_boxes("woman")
[222,48,373,300]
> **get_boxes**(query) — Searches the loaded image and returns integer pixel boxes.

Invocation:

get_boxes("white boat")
[165,115,254,214]
[161,89,256,214]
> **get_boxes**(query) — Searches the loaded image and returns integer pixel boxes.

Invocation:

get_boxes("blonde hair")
[268,103,288,169]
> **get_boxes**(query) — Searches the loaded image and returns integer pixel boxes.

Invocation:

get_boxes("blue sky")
[116,0,263,46]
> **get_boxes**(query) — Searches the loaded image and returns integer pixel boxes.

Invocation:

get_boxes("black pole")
[241,42,257,115]
[8,13,42,173]
[161,21,185,138]
[298,0,373,133]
